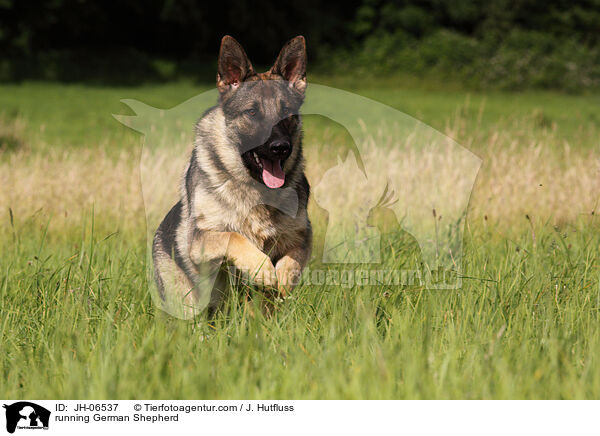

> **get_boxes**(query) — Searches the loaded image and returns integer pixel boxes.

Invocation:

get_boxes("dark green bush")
[318,28,600,91]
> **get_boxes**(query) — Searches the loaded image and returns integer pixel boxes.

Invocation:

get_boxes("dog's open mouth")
[250,151,285,189]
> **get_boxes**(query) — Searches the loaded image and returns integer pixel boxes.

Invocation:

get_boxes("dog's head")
[216,35,306,189]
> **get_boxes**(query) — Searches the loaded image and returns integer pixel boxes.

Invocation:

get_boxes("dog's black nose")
[270,140,291,157]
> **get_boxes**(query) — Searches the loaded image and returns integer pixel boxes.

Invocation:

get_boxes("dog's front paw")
[235,251,277,288]
[275,255,302,296]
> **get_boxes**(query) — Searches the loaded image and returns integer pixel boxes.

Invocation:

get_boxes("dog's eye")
[281,106,291,117]
[245,108,257,117]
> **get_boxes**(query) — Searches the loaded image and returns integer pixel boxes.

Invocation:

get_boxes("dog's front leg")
[189,231,277,287]
[275,246,311,296]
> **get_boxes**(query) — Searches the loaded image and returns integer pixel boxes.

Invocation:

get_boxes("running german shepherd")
[152,35,312,318]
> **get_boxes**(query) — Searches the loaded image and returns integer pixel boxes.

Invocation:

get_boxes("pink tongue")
[261,158,285,188]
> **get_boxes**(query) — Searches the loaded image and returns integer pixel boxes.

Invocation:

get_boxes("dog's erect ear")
[271,36,307,93]
[217,35,255,93]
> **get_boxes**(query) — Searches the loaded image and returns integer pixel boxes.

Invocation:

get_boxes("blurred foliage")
[0,0,599,90]
[0,0,359,84]
[318,28,600,91]
[318,0,600,91]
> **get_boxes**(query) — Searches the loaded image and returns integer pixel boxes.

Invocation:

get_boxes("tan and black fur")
[152,35,312,318]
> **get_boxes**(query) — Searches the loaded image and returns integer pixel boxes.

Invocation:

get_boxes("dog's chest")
[240,206,281,243]
[238,205,302,256]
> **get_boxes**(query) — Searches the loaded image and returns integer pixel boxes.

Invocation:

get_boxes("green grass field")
[1,79,599,398]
